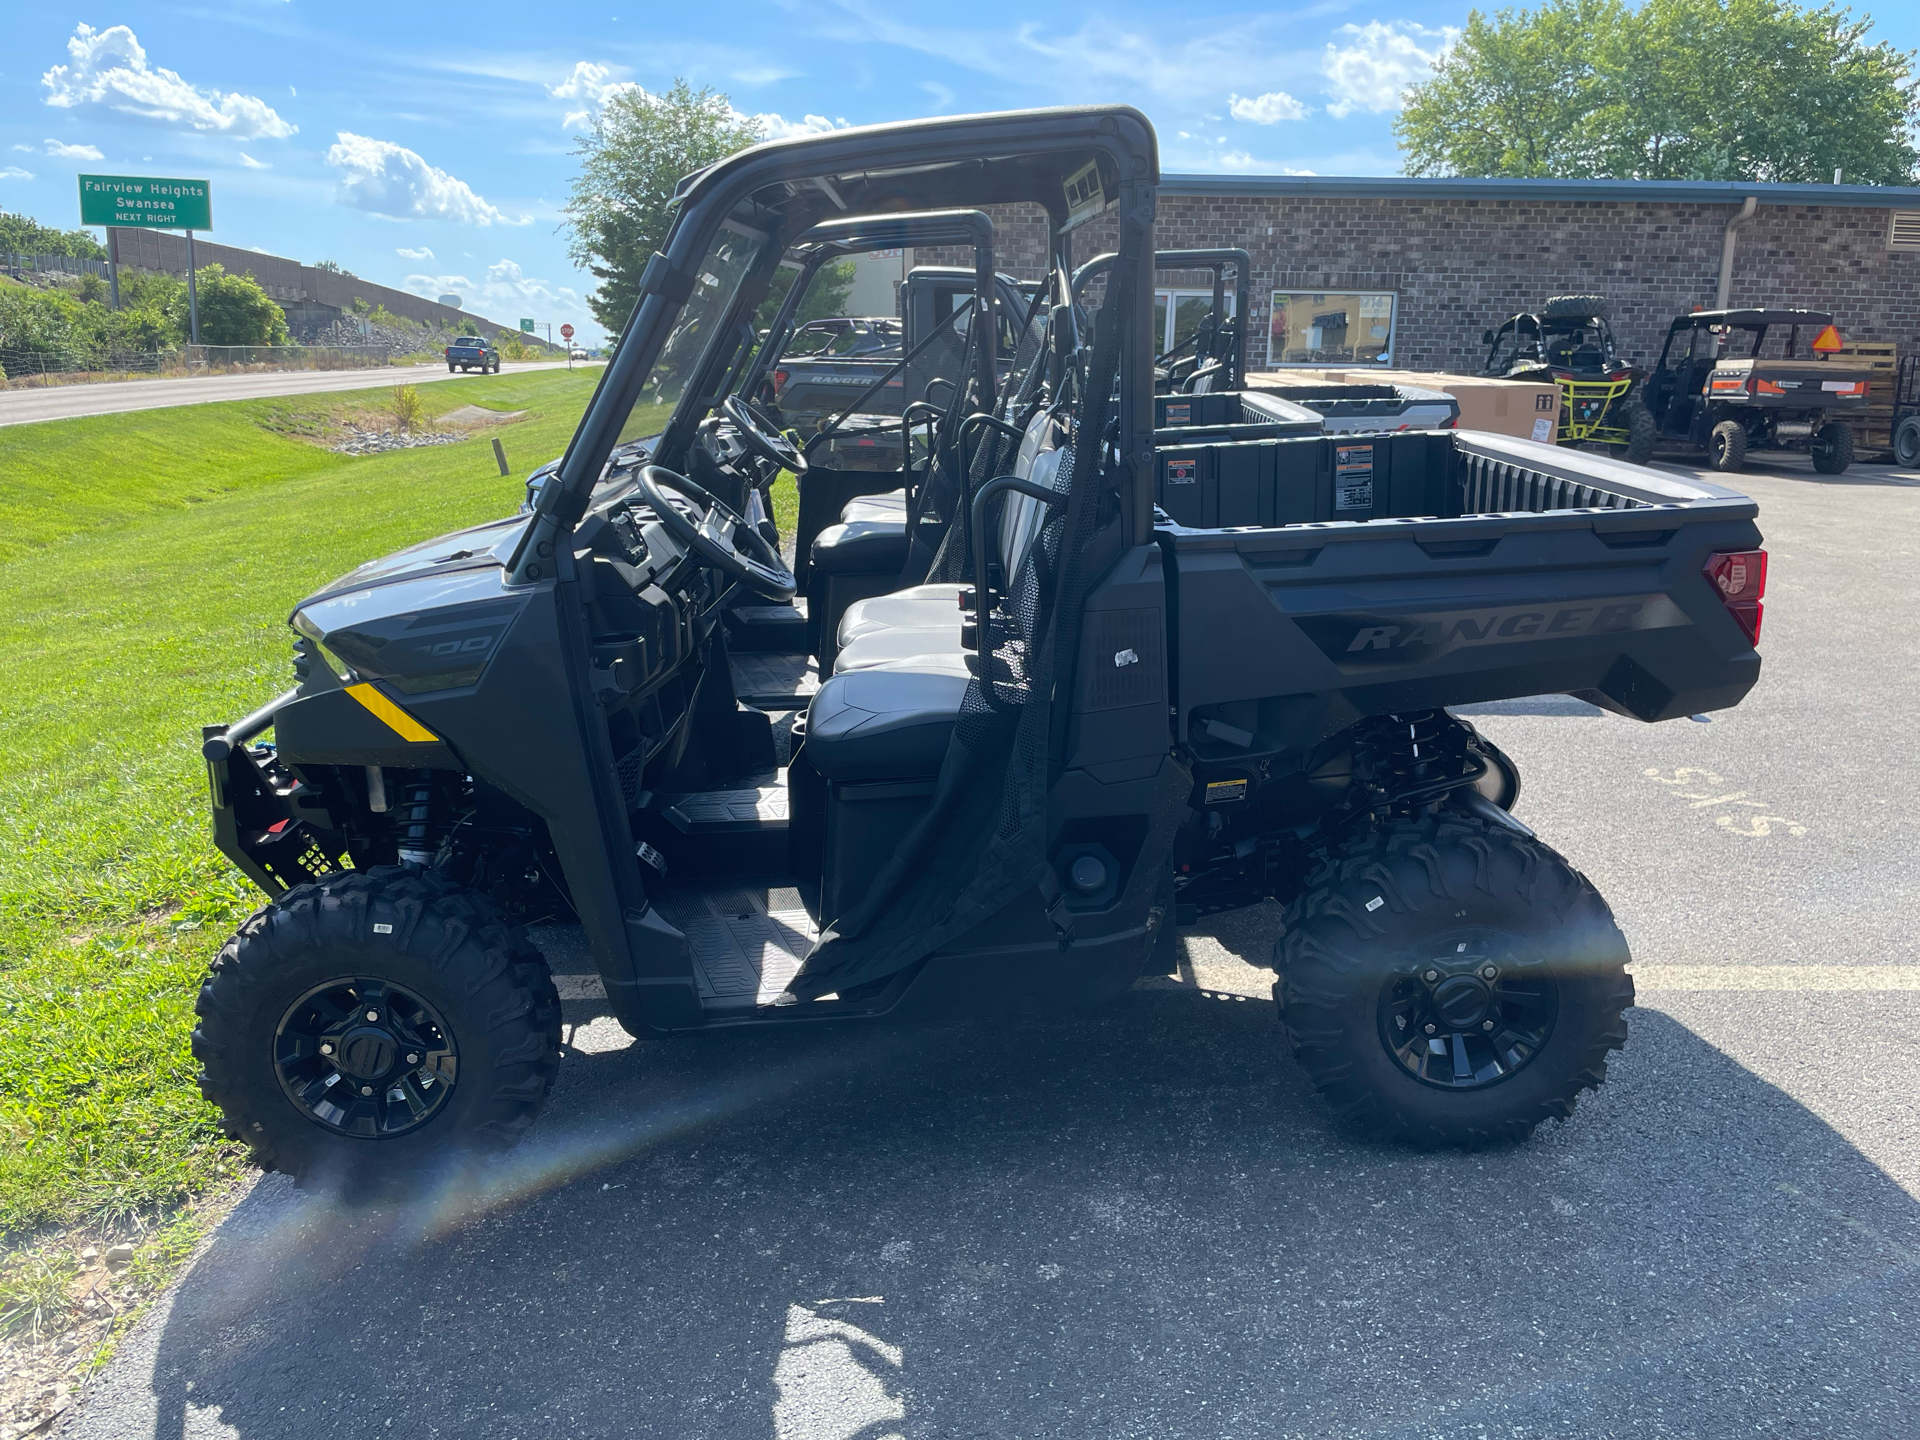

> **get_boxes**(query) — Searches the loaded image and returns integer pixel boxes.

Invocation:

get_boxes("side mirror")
[1481,329,1495,346]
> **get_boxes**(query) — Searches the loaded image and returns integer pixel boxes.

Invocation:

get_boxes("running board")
[653,883,816,1009]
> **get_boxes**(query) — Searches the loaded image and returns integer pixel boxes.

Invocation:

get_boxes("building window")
[1267,291,1396,367]
[1890,211,1920,252]
[1153,288,1235,358]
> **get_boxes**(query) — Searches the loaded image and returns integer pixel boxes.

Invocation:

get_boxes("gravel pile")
[293,316,462,352]
[332,427,465,456]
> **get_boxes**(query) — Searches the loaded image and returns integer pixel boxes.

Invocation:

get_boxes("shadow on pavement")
[81,962,1920,1440]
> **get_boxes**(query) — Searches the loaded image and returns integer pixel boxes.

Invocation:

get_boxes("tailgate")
[1162,432,1764,758]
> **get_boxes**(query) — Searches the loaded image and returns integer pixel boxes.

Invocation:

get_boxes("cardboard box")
[1248,367,1562,442]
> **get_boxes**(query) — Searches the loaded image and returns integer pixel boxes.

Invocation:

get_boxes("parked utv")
[1639,308,1869,473]
[1481,296,1651,461]
[195,107,1767,1197]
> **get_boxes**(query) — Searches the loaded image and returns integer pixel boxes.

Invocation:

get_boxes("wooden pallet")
[1838,341,1899,452]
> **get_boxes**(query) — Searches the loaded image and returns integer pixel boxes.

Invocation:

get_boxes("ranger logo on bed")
[1297,594,1689,668]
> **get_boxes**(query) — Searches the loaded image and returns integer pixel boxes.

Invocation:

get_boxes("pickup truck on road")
[445,335,501,375]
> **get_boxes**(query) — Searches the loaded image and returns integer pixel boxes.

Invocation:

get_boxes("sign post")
[78,174,212,335]
[561,323,574,369]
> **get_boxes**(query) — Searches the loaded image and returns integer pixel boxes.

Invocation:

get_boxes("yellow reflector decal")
[1810,323,1843,352]
[346,683,440,743]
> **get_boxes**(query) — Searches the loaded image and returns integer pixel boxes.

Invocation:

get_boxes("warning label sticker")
[1204,778,1248,804]
[1165,456,1199,486]
[1164,402,1192,425]
[1334,443,1375,512]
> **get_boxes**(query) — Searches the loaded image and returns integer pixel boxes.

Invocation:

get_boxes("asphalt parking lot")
[70,451,1920,1440]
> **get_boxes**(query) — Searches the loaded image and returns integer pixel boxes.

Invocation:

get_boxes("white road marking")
[1632,966,1920,991]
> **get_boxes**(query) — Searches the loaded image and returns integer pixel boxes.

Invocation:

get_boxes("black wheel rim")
[275,978,458,1137]
[1377,935,1559,1090]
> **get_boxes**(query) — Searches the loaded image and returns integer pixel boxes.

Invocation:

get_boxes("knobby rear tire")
[1811,420,1854,475]
[1275,812,1633,1148]
[1710,420,1748,472]
[193,867,561,1200]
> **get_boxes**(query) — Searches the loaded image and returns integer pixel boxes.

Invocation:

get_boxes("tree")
[561,78,764,334]
[192,265,290,346]
[0,210,107,259]
[1397,0,1920,184]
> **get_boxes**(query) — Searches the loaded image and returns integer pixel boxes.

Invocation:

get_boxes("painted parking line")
[1631,965,1920,991]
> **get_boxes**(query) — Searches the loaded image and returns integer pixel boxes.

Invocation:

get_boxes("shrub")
[389,384,424,433]
[191,265,290,347]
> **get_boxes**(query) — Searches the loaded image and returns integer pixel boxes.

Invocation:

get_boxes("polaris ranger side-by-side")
[196,107,1768,1195]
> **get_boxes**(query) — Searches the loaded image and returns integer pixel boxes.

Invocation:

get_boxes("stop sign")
[560,324,574,339]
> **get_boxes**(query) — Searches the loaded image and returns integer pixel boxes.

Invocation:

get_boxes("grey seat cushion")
[804,657,974,781]
[838,585,966,643]
[834,624,967,672]
[841,489,907,523]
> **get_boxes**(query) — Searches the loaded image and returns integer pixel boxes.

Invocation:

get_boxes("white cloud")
[1229,91,1309,124]
[396,245,434,260]
[1321,21,1458,118]
[1218,149,1258,169]
[1,166,35,181]
[740,111,847,141]
[732,65,800,86]
[326,132,528,226]
[550,61,643,130]
[403,258,596,334]
[45,138,105,160]
[41,23,295,140]
[238,152,270,169]
[12,144,35,153]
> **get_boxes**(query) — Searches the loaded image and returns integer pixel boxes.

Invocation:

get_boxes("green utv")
[196,107,1769,1195]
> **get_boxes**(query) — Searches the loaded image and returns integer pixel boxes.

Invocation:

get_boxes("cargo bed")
[1157,430,1764,757]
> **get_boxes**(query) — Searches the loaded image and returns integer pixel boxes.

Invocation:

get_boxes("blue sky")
[4,2,1916,343]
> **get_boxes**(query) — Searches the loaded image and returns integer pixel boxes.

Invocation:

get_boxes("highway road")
[69,452,1920,1440]
[0,360,589,428]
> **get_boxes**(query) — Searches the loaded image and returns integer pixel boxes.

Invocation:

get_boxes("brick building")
[948,176,1920,373]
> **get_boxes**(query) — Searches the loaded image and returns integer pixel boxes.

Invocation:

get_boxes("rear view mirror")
[1481,329,1495,346]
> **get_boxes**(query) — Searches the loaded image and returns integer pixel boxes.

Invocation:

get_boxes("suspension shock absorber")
[393,775,451,867]
[1356,711,1481,815]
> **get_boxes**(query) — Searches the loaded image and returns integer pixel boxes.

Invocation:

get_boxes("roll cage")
[512,106,1160,587]
[1071,247,1250,392]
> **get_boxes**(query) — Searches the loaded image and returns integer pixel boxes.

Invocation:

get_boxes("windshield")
[614,221,767,447]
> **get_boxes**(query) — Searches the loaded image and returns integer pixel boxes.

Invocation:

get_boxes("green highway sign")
[78,174,212,231]
[519,318,535,332]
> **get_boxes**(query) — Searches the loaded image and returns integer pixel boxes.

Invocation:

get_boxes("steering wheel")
[721,394,808,478]
[634,465,796,602]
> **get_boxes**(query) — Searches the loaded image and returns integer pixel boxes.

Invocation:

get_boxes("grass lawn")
[0,369,625,1242]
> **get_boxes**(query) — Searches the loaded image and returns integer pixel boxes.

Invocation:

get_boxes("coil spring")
[1358,710,1482,812]
[394,778,451,867]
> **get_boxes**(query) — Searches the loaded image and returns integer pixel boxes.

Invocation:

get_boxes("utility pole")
[186,229,201,344]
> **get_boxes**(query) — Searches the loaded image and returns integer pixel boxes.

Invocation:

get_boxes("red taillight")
[772,368,789,395]
[1705,549,1768,645]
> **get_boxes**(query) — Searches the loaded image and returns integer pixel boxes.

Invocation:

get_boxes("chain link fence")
[0,344,394,389]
